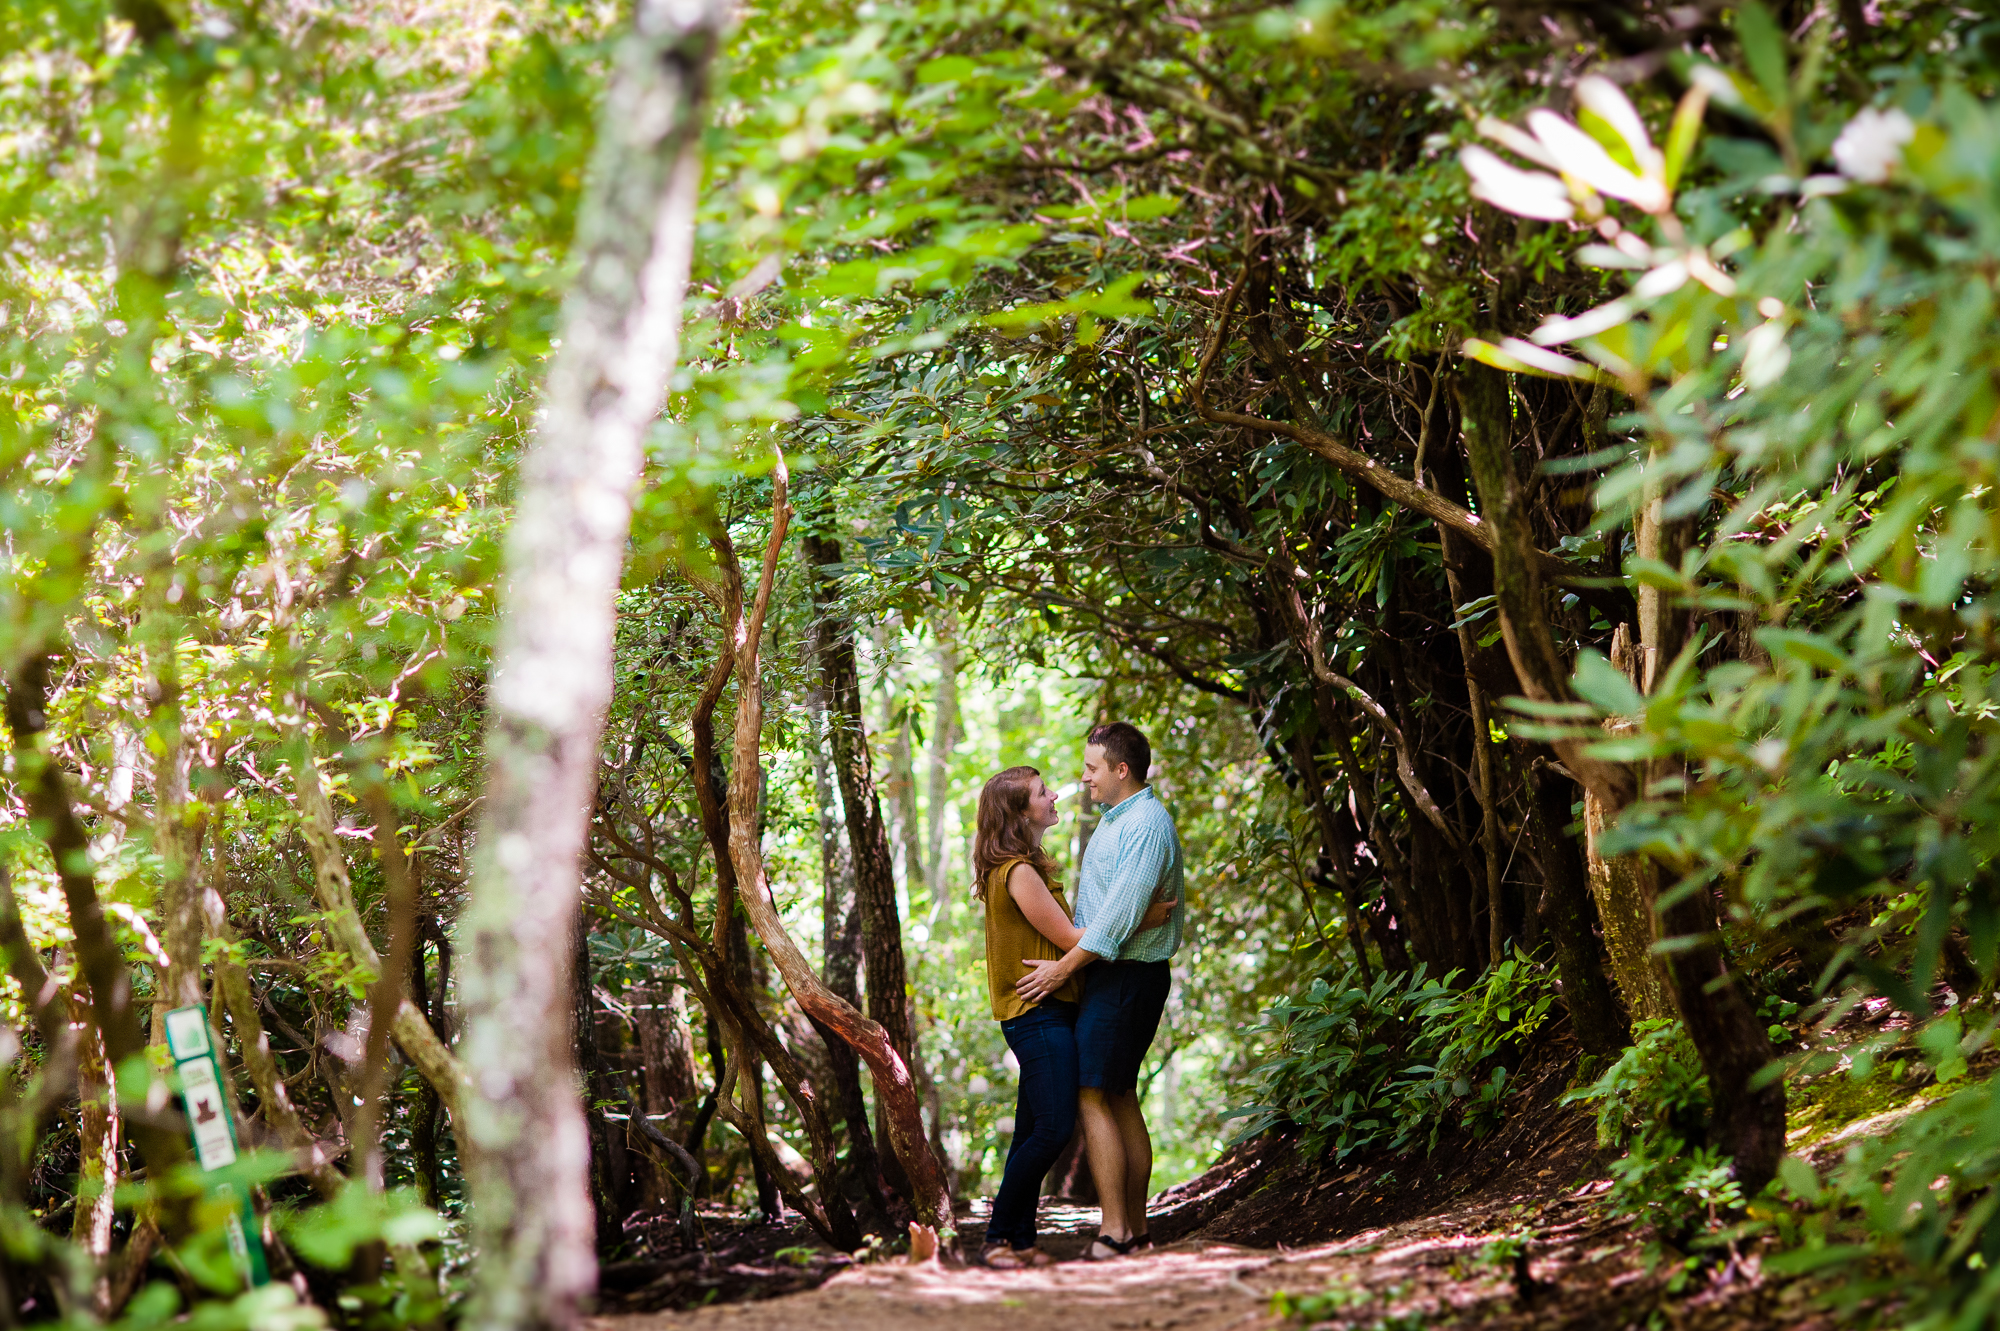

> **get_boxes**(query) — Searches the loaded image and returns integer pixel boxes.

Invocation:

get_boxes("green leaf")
[1663,84,1708,190]
[1622,557,1685,591]
[280,1185,445,1270]
[1736,3,1789,111]
[1122,194,1182,219]
[1572,649,1644,715]
[1757,629,1847,674]
[916,56,977,84]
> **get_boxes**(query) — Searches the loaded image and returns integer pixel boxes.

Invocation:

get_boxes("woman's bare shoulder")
[1005,860,1049,892]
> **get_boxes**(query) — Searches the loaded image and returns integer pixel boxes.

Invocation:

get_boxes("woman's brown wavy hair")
[972,765,1058,900]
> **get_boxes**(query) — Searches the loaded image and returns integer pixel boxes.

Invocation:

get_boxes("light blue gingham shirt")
[1073,786,1184,962]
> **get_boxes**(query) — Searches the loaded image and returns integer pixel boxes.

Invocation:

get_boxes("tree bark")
[209,912,344,1197]
[1580,757,1676,1023]
[808,687,891,1228]
[630,983,700,1206]
[882,653,927,906]
[1,657,189,1194]
[924,615,962,910]
[355,781,421,1191]
[152,729,211,1017]
[292,745,470,1120]
[731,468,956,1244]
[67,992,120,1307]
[1525,764,1631,1057]
[1458,363,1783,1195]
[450,2,727,1321]
[802,532,923,1198]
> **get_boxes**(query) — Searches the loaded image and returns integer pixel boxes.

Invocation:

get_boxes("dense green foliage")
[1231,954,1556,1160]
[13,0,2000,1327]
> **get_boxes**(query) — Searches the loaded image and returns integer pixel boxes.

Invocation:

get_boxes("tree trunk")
[355,781,420,1192]
[802,533,922,1196]
[1042,1125,1097,1204]
[1580,763,1676,1025]
[1630,457,1786,1196]
[633,984,699,1139]
[1458,363,1783,1196]
[410,925,447,1210]
[924,616,961,911]
[575,923,632,1250]
[68,994,120,1311]
[882,654,927,906]
[2,657,189,1195]
[293,745,469,1119]
[153,730,211,1016]
[205,876,345,1197]
[1525,764,1630,1057]
[808,687,892,1228]
[631,983,700,1207]
[724,908,782,1223]
[733,473,956,1245]
[454,3,727,1322]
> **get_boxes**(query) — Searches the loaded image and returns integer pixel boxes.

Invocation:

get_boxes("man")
[1017,721,1184,1259]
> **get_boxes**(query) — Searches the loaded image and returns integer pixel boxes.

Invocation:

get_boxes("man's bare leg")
[1079,1087,1132,1241]
[1108,1090,1153,1238]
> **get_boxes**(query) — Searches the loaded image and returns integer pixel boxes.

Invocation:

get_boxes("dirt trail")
[586,1192,1822,1331]
[587,1035,1840,1331]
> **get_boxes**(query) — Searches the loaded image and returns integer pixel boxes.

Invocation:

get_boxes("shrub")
[1561,1019,1742,1247]
[1229,950,1558,1160]
[1770,1023,2000,1329]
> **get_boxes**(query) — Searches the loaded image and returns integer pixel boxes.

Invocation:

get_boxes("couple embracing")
[974,722,1184,1268]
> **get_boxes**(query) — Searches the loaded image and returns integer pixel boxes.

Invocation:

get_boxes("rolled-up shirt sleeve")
[1078,812,1173,959]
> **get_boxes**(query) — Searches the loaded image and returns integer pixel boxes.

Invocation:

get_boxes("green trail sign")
[163,1005,269,1288]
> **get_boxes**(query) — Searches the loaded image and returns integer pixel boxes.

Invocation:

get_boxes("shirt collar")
[1099,785,1154,822]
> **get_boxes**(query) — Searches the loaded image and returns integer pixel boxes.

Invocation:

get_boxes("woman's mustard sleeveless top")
[983,856,1081,1020]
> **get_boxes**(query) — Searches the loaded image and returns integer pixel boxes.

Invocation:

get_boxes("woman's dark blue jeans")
[987,1000,1079,1250]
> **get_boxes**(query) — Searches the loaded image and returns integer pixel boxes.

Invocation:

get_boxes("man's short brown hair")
[1086,722,1152,784]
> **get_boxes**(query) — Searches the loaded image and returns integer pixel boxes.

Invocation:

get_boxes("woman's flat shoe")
[1085,1233,1139,1261]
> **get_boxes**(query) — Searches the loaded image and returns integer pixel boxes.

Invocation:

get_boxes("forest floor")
[584,995,1984,1327]
[585,1169,1842,1331]
[584,1019,1910,1331]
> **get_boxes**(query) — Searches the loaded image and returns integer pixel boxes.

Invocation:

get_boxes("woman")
[975,765,1172,1268]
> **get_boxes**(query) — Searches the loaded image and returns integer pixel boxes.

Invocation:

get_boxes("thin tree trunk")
[924,617,961,911]
[809,687,891,1228]
[410,924,448,1209]
[633,984,699,1138]
[210,914,343,1197]
[355,782,420,1191]
[802,533,922,1197]
[724,909,782,1223]
[68,993,119,1306]
[2,657,189,1197]
[1581,766,1676,1022]
[1465,679,1506,962]
[455,2,727,1321]
[631,983,699,1207]
[153,729,211,1017]
[293,745,469,1120]
[732,471,956,1245]
[575,922,631,1249]
[1525,763,1630,1057]
[884,670,927,904]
